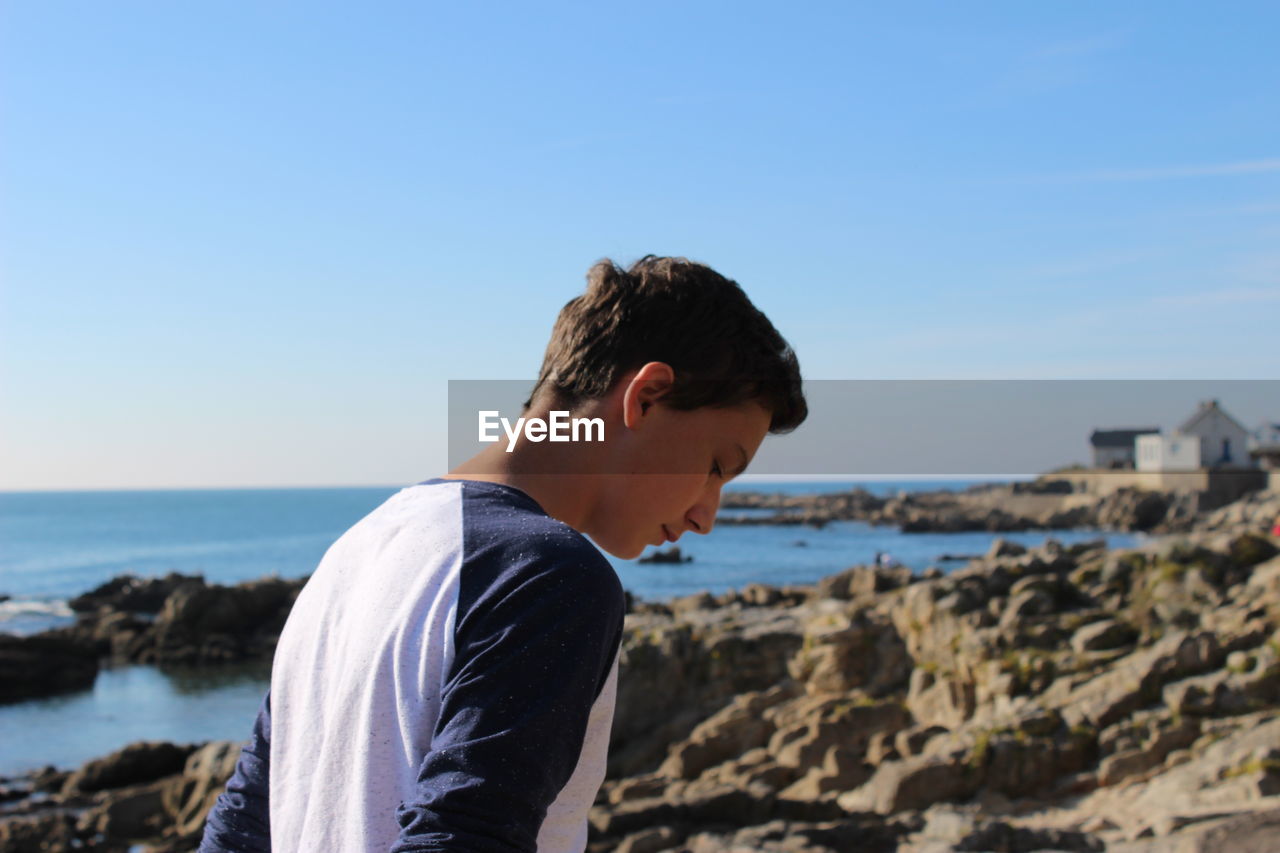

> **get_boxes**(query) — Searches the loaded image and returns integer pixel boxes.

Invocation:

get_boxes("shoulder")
[414,478,624,614]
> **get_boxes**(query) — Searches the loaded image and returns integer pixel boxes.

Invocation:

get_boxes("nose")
[685,483,722,536]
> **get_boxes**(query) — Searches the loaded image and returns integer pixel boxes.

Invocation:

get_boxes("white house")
[1135,399,1255,472]
[1136,433,1202,471]
[1089,428,1159,468]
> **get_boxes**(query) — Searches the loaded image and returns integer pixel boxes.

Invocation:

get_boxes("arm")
[390,552,625,852]
[198,689,273,853]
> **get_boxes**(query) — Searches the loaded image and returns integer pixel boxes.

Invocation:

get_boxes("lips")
[662,525,677,544]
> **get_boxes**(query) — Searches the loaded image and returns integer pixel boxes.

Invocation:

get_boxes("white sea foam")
[0,598,76,636]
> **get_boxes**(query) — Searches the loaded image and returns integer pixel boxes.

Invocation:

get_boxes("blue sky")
[2,2,1277,489]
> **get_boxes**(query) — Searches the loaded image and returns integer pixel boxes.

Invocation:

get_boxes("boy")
[199,255,807,852]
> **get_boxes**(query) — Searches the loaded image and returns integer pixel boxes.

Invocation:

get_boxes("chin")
[593,534,648,561]
[616,542,649,561]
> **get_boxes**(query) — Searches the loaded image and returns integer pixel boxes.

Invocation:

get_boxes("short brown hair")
[524,255,807,433]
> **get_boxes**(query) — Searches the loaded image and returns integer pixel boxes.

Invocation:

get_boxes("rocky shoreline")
[0,573,304,704]
[719,480,1220,534]
[3,488,1280,851]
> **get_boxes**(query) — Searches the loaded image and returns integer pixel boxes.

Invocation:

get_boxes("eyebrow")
[731,443,749,478]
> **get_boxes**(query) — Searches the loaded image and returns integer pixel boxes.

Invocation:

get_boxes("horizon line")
[0,473,1047,494]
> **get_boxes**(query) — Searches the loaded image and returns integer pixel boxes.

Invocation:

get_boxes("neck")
[441,413,609,534]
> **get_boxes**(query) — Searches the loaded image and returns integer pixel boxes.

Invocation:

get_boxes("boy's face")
[588,381,773,560]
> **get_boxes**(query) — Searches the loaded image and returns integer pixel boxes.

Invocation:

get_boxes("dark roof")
[1179,399,1248,435]
[1090,428,1160,448]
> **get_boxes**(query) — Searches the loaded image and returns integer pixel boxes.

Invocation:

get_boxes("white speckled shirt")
[199,478,625,853]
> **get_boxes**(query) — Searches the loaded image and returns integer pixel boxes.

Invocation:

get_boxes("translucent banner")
[447,379,1278,477]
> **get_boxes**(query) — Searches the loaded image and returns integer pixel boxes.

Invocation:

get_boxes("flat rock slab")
[1177,808,1280,853]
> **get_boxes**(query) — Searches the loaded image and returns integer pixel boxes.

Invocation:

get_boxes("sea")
[0,480,1148,776]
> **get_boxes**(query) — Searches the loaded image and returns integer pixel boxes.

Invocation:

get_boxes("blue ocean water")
[1,662,273,774]
[0,481,1146,775]
[0,479,1059,611]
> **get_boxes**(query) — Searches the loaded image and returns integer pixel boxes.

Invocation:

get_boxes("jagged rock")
[62,741,197,795]
[890,579,999,711]
[866,731,899,766]
[986,538,1027,559]
[838,754,976,815]
[1163,641,1280,718]
[1179,807,1280,852]
[610,609,804,777]
[659,688,789,779]
[1227,532,1279,569]
[639,546,692,564]
[30,766,69,793]
[589,795,682,837]
[76,778,170,841]
[905,805,1105,852]
[1246,555,1280,602]
[790,610,911,697]
[69,572,204,614]
[1008,573,1063,600]
[939,726,1094,800]
[680,817,901,853]
[1069,714,1280,840]
[161,740,242,838]
[894,724,948,758]
[0,812,77,853]
[599,784,776,835]
[906,669,976,730]
[151,576,304,663]
[605,774,668,804]
[1095,489,1171,531]
[14,573,310,677]
[614,826,683,853]
[1053,630,1224,729]
[778,744,870,799]
[1000,589,1057,631]
[1096,711,1202,785]
[741,583,782,606]
[1098,747,1165,786]
[695,748,798,793]
[954,821,1104,852]
[815,566,911,600]
[1072,618,1138,653]
[1164,670,1238,717]
[768,699,909,771]
[0,631,99,703]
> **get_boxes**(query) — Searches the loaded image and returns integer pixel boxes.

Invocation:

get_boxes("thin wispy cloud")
[1057,157,1280,183]
[1033,30,1129,60]
[1005,247,1160,281]
[957,29,1130,111]
[1151,286,1280,307]
[1227,250,1280,284]
[1172,200,1280,219]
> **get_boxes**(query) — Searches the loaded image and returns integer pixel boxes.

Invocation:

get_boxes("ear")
[620,362,676,430]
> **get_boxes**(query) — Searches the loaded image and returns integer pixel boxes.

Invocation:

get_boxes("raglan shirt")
[198,478,626,853]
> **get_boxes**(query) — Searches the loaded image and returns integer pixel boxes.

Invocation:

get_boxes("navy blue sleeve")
[198,689,273,853]
[390,546,625,853]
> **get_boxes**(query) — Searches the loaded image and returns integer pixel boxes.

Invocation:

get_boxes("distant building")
[1069,400,1269,501]
[1252,421,1280,470]
[1253,422,1280,448]
[1136,399,1255,472]
[1089,428,1159,469]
